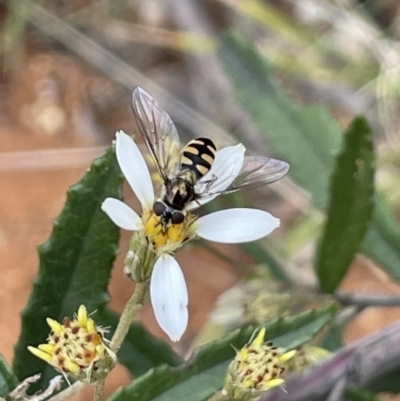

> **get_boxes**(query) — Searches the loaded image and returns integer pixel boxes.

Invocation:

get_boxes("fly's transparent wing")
[194,155,289,202]
[227,156,289,192]
[131,87,180,180]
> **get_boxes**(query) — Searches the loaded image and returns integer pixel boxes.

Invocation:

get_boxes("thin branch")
[7,374,63,401]
[93,380,105,401]
[30,376,64,401]
[335,292,400,308]
[8,374,42,399]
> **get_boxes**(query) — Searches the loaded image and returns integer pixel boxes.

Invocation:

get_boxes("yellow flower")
[223,328,296,401]
[28,305,116,383]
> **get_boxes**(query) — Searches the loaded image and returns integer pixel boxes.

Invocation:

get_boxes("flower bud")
[285,345,331,373]
[223,328,295,401]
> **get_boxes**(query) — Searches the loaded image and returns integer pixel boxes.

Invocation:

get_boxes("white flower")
[102,131,280,341]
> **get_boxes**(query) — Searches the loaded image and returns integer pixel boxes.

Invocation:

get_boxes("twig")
[93,380,105,401]
[7,374,63,401]
[30,376,64,401]
[7,374,62,401]
[335,292,400,308]
[7,374,42,399]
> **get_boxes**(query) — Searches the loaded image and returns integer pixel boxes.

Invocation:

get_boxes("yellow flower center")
[123,207,197,281]
[142,209,194,250]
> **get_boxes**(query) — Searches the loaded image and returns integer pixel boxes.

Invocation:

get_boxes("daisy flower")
[102,131,280,341]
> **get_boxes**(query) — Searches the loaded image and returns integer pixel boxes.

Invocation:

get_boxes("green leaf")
[0,355,19,397]
[367,367,400,394]
[362,193,400,281]
[218,32,342,210]
[315,116,374,292]
[242,242,290,282]
[218,32,400,282]
[107,306,337,401]
[345,388,383,401]
[321,323,344,352]
[97,309,182,377]
[13,147,123,389]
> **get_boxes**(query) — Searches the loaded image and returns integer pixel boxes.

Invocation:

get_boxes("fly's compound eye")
[153,201,167,216]
[171,211,185,225]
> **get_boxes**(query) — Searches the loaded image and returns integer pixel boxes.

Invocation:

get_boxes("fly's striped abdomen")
[180,137,217,179]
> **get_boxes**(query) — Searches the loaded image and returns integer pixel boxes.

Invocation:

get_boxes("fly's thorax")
[164,171,197,210]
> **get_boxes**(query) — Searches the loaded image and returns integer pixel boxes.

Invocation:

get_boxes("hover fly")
[131,87,289,232]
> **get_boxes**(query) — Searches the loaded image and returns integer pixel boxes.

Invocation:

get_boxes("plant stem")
[93,380,105,401]
[110,280,150,353]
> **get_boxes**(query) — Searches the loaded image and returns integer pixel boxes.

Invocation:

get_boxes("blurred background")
[1,0,400,397]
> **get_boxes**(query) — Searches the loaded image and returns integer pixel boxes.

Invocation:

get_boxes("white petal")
[116,130,154,208]
[150,254,188,341]
[101,198,143,231]
[187,144,245,210]
[195,208,280,243]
